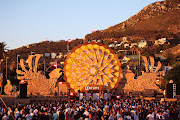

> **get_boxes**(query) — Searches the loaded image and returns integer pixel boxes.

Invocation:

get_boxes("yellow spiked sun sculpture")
[16,54,62,95]
[63,42,122,93]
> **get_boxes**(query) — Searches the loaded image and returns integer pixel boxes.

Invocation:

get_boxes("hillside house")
[109,43,115,48]
[121,56,130,64]
[138,40,147,48]
[122,55,139,64]
[130,43,138,48]
[122,37,130,42]
[124,43,129,48]
[91,39,104,43]
[44,53,50,57]
[51,53,57,59]
[56,53,63,58]
[159,38,167,45]
[26,44,34,48]
[164,66,173,75]
[155,54,167,61]
[155,38,167,45]
[91,40,97,42]
[97,40,104,43]
[116,43,121,47]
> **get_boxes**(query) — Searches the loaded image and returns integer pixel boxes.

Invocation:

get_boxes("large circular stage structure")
[63,42,122,93]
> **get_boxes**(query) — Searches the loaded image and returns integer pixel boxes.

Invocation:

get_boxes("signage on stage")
[85,86,100,91]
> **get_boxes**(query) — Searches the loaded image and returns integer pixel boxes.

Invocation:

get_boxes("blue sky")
[0,0,162,50]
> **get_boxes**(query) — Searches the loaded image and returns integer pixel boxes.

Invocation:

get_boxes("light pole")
[67,39,71,53]
[67,43,69,52]
[0,59,3,72]
[91,29,95,42]
[58,81,63,97]
[44,59,46,75]
[6,57,9,80]
[17,54,20,79]
[31,51,35,70]
[137,51,141,77]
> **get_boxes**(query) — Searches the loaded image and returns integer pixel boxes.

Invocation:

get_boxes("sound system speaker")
[166,83,173,98]
[20,83,27,98]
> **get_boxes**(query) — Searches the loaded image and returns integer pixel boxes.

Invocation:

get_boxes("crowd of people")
[0,97,179,120]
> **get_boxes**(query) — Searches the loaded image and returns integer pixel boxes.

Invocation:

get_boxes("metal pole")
[139,52,140,68]
[138,51,140,77]
[58,82,59,96]
[0,60,2,95]
[6,57,8,80]
[56,61,58,96]
[44,59,46,75]
[17,54,20,79]
[67,43,69,52]
[0,59,2,72]
[31,51,35,73]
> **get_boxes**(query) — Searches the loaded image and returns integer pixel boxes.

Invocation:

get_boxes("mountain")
[163,44,180,57]
[85,0,180,41]
[4,0,180,65]
[5,39,83,64]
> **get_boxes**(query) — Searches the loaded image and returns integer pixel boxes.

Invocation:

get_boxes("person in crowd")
[0,96,179,120]
[2,113,9,120]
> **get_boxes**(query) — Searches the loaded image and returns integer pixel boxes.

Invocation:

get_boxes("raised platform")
[0,95,68,106]
[143,97,156,101]
[161,98,178,102]
[0,95,179,106]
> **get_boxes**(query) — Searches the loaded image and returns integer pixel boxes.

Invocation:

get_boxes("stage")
[0,94,179,106]
[0,95,69,106]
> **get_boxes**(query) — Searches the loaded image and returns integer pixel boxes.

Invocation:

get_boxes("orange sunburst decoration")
[63,42,122,93]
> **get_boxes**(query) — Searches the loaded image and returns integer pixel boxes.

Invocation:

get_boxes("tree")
[165,62,180,94]
[0,42,6,59]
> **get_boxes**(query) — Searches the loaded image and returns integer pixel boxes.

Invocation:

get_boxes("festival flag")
[91,29,95,33]
[67,39,72,43]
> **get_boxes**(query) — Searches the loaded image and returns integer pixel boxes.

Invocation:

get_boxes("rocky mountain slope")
[163,44,180,57]
[105,0,180,33]
[85,0,180,40]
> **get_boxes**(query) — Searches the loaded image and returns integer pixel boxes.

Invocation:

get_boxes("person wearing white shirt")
[116,110,122,120]
[134,110,139,120]
[15,110,20,119]
[130,109,135,118]
[33,108,38,116]
[83,108,89,120]
[108,113,114,120]
[25,113,32,120]
[104,102,109,109]
[125,115,131,120]
[7,108,12,116]
[158,112,165,120]
[2,114,9,120]
[147,112,154,120]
